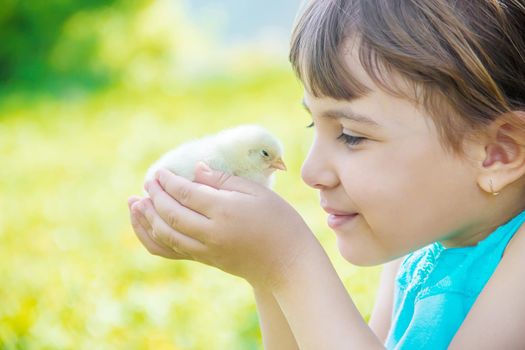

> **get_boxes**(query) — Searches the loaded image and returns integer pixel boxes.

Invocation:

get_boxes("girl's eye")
[337,133,366,146]
[306,122,365,146]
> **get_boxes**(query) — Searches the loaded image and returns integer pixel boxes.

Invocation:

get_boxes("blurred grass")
[0,1,381,349]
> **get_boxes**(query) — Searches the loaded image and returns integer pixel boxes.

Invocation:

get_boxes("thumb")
[193,161,260,194]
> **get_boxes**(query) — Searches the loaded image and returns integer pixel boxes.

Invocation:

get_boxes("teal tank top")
[385,209,525,349]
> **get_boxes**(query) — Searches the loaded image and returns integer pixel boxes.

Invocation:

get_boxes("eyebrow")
[301,99,382,128]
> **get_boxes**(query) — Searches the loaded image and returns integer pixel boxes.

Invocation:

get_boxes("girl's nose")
[301,139,339,189]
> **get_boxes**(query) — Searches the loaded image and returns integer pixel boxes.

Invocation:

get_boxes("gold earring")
[489,179,500,196]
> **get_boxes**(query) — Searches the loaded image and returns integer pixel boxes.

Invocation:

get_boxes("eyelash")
[306,122,366,146]
[337,133,366,146]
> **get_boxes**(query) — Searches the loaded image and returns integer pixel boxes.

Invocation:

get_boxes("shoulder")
[448,222,525,349]
[396,243,440,290]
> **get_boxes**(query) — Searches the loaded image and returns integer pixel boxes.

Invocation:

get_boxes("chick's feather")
[145,124,286,188]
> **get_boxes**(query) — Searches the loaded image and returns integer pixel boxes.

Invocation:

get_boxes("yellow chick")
[144,124,287,188]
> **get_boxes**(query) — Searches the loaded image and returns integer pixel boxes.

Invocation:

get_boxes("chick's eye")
[337,133,366,146]
[306,122,314,128]
[262,150,269,157]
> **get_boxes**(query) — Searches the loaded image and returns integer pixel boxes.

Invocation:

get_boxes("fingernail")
[128,197,137,206]
[131,201,142,213]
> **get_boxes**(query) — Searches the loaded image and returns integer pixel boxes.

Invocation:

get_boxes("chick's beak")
[270,157,287,171]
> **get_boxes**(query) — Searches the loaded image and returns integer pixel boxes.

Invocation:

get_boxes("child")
[128,0,525,348]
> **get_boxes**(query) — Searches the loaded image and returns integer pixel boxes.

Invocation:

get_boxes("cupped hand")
[128,162,320,289]
[128,196,192,260]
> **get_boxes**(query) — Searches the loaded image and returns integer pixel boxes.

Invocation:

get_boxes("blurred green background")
[0,0,381,348]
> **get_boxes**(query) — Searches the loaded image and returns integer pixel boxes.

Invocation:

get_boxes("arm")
[138,168,384,349]
[272,242,385,350]
[368,256,404,343]
[448,225,525,349]
[253,287,300,350]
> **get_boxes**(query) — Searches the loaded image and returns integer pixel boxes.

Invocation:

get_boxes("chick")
[144,124,286,188]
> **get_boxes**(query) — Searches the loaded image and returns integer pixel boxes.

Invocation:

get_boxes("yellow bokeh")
[0,1,380,348]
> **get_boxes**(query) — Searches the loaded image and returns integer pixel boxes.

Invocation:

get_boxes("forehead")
[303,38,434,133]
[341,38,375,89]
[305,91,427,134]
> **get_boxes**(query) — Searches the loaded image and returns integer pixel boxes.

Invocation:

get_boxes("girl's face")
[300,47,493,265]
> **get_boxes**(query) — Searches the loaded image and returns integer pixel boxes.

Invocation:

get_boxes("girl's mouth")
[327,213,359,229]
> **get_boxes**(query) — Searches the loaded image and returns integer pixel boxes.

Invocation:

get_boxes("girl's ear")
[477,111,525,195]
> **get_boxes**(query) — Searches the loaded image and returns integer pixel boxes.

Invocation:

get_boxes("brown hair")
[289,0,525,156]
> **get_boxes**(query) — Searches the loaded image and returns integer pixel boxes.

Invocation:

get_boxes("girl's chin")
[336,240,386,267]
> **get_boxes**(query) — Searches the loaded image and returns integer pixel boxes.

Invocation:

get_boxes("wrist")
[268,240,383,349]
[249,229,325,292]
[272,238,333,295]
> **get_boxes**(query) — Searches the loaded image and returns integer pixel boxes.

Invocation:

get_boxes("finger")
[139,198,208,259]
[133,201,190,257]
[128,195,142,210]
[145,179,212,243]
[154,168,223,217]
[129,201,184,259]
[132,201,153,234]
[193,161,262,194]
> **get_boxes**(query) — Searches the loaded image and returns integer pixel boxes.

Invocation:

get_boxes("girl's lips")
[327,213,359,229]
[321,206,357,216]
